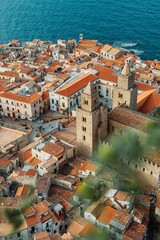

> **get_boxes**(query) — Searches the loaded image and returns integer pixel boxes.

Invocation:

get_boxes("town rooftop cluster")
[0,35,159,239]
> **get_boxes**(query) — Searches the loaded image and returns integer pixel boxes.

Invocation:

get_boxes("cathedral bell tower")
[112,59,138,110]
[76,82,108,159]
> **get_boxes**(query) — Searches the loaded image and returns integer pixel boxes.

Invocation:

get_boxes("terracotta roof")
[115,191,132,202]
[124,221,146,240]
[0,159,10,166]
[0,92,41,104]
[135,81,157,92]
[92,65,118,83]
[26,215,40,227]
[24,206,36,217]
[41,141,64,158]
[34,231,50,240]
[67,221,85,237]
[98,205,117,225]
[137,89,156,108]
[112,210,132,226]
[0,71,19,78]
[25,169,37,177]
[79,222,100,238]
[33,200,50,217]
[11,39,19,44]
[101,44,112,52]
[109,107,151,133]
[42,91,49,101]
[80,160,100,172]
[108,47,121,56]
[15,184,30,197]
[140,92,160,114]
[56,73,97,97]
[25,156,41,167]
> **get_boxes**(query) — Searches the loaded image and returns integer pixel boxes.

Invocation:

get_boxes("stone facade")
[113,60,138,110]
[76,82,108,159]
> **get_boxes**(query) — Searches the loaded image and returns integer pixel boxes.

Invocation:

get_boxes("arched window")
[151,171,153,175]
[143,168,145,172]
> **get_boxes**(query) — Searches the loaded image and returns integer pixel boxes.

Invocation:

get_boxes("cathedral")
[76,59,139,159]
[76,60,160,179]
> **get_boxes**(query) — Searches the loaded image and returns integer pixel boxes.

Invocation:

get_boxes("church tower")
[76,82,108,159]
[112,59,138,110]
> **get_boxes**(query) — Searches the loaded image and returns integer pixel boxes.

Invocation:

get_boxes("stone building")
[76,82,108,159]
[76,65,160,180]
[112,59,138,110]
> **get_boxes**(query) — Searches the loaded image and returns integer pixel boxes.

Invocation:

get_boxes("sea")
[0,0,160,60]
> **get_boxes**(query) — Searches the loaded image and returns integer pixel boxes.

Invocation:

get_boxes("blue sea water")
[0,0,160,60]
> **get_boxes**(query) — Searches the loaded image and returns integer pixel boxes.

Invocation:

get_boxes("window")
[82,116,86,122]
[118,92,123,98]
[151,171,153,175]
[84,100,88,105]
[143,168,145,172]
[82,126,86,132]
[11,101,13,105]
[106,88,109,97]
[7,107,9,110]
[112,126,114,132]
[62,102,65,107]
[17,232,21,238]
[52,99,54,104]
[98,85,101,89]
[6,100,8,104]
[82,135,86,141]
[24,104,27,108]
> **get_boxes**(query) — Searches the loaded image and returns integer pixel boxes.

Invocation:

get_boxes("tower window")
[82,116,86,122]
[82,126,86,131]
[84,100,88,105]
[118,92,123,98]
[82,135,86,141]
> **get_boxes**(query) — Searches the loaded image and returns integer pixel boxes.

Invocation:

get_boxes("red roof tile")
[92,65,118,83]
[56,73,97,97]
[0,92,41,104]
[140,92,160,114]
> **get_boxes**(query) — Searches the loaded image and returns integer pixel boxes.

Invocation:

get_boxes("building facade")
[76,82,108,159]
[112,59,138,110]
